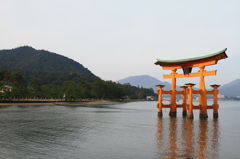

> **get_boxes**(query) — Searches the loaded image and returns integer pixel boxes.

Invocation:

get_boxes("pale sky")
[0,0,239,88]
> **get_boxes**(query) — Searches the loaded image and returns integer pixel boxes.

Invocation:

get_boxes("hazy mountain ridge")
[117,75,240,97]
[219,79,240,97]
[116,75,171,91]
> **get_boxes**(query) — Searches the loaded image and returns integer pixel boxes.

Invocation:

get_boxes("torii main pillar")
[155,48,228,118]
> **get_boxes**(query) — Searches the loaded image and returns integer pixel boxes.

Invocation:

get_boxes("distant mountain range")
[116,75,240,97]
[116,75,172,92]
[219,79,240,97]
[0,46,100,85]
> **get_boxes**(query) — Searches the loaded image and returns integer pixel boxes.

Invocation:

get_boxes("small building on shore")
[146,96,155,101]
[0,85,13,93]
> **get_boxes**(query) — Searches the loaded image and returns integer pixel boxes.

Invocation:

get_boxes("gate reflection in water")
[156,117,219,158]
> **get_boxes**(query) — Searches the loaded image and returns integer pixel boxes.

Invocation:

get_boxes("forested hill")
[0,46,100,85]
[0,46,92,73]
[0,46,155,100]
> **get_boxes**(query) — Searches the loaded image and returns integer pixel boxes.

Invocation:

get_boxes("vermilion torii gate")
[155,48,228,119]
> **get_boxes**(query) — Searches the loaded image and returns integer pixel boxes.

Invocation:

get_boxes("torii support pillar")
[211,84,220,118]
[199,66,208,118]
[169,69,177,117]
[156,85,165,117]
[180,86,187,116]
[186,83,195,119]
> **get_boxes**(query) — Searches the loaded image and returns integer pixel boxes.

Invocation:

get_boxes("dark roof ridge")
[155,48,227,65]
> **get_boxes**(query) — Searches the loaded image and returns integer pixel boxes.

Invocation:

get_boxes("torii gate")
[155,48,228,119]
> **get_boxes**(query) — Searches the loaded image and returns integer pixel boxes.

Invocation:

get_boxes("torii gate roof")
[155,48,228,67]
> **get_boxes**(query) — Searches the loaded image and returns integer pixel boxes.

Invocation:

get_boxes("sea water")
[0,101,239,159]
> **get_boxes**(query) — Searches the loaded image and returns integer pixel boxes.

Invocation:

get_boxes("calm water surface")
[0,101,240,159]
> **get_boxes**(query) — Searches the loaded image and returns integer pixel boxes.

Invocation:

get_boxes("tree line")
[0,69,155,101]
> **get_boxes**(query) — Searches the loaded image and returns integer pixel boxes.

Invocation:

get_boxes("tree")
[28,80,42,98]
[11,84,28,98]
[9,72,25,86]
[41,85,63,99]
[91,80,108,99]
[62,81,79,101]
[78,81,93,98]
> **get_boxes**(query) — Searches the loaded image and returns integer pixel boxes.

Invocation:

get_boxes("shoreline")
[55,101,126,106]
[0,102,56,106]
[0,100,128,106]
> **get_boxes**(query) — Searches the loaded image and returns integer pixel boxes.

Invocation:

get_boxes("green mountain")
[0,46,100,85]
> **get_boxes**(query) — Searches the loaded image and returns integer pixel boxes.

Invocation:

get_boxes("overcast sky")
[0,0,239,88]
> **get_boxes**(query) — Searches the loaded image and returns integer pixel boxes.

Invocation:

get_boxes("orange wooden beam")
[161,60,217,70]
[163,70,216,79]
